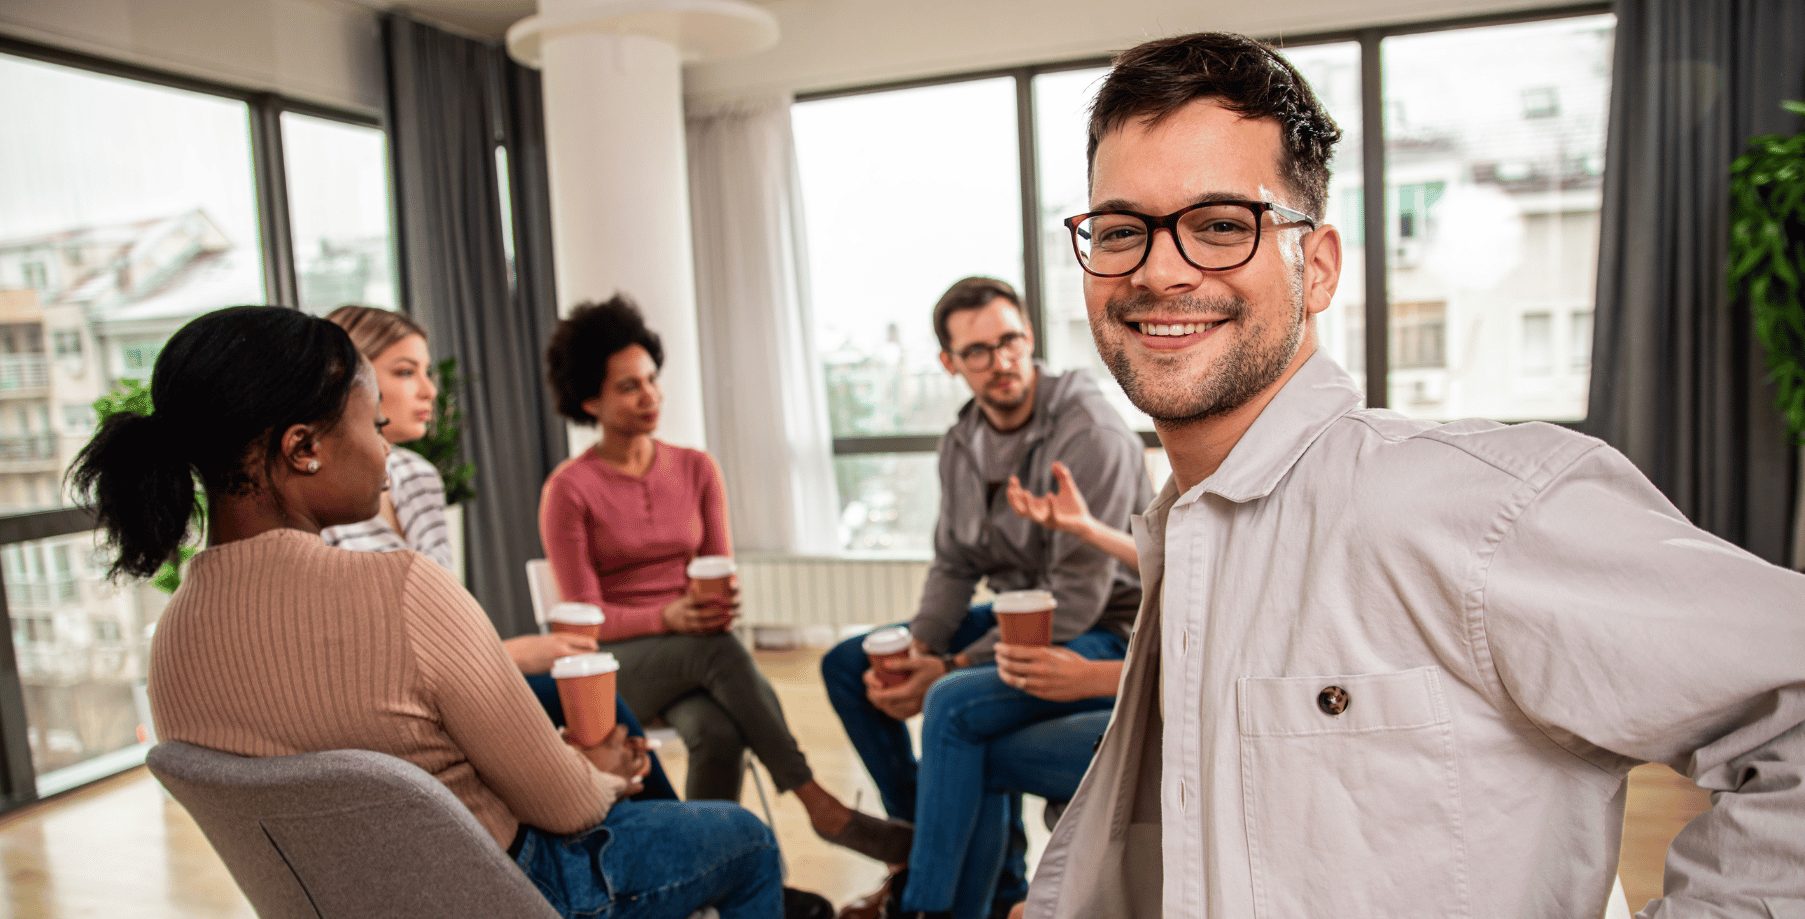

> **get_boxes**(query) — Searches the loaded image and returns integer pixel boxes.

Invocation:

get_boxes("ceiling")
[335,0,536,38]
[336,0,782,40]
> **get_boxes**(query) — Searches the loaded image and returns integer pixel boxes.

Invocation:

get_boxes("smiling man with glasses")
[823,276,1152,919]
[1025,30,1805,919]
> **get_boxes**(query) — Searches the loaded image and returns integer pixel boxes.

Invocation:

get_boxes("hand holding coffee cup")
[993,590,1057,646]
[552,652,620,748]
[686,556,737,608]
[861,626,913,688]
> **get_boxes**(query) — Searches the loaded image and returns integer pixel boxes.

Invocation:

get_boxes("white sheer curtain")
[687,94,840,553]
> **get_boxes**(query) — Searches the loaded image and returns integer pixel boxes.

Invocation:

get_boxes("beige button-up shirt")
[1026,353,1805,918]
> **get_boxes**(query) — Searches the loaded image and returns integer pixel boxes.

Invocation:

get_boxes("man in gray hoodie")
[822,276,1151,918]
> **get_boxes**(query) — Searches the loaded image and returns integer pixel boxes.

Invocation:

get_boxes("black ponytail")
[68,306,363,580]
[70,413,198,579]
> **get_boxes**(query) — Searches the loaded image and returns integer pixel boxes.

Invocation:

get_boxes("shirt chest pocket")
[1236,666,1470,919]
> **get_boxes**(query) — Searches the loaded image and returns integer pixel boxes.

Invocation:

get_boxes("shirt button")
[1177,780,1187,813]
[1180,628,1189,656]
[1317,685,1351,716]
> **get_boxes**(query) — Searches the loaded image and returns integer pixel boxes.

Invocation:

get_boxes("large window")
[793,12,1613,552]
[0,44,400,805]
[283,112,400,313]
[1382,15,1612,420]
[794,78,1024,551]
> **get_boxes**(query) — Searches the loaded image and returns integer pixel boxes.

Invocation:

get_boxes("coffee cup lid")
[861,626,913,656]
[551,652,619,679]
[993,589,1057,614]
[687,555,737,579]
[548,602,605,625]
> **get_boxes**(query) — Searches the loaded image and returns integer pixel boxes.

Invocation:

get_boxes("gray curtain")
[1586,0,1805,567]
[384,16,564,636]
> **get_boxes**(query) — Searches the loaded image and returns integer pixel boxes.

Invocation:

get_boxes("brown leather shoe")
[836,868,904,919]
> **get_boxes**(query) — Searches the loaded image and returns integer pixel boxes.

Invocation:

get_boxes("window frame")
[798,1,1609,469]
[0,34,404,815]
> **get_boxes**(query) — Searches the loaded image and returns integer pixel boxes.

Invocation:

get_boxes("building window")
[1522,312,1554,375]
[1522,86,1561,118]
[118,338,165,374]
[51,330,82,359]
[60,404,93,434]
[1571,311,1594,372]
[1391,301,1448,370]
[282,112,400,313]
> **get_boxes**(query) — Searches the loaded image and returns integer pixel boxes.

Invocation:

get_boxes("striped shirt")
[321,446,453,571]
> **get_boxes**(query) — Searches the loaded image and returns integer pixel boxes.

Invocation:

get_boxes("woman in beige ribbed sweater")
[71,306,793,919]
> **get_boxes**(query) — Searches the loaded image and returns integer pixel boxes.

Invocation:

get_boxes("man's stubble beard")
[1093,285,1305,426]
[974,368,1033,415]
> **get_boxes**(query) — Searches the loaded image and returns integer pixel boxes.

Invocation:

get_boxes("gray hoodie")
[909,365,1152,663]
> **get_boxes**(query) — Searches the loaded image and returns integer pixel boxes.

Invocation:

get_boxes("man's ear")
[1301,224,1342,319]
[939,351,957,376]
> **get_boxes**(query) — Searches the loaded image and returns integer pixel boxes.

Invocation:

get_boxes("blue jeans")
[514,798,781,918]
[527,673,679,802]
[943,711,1113,919]
[821,605,1125,915]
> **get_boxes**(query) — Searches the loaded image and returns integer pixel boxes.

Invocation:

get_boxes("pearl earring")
[306,460,321,473]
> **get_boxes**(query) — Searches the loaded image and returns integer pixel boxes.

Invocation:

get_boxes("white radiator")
[736,553,930,637]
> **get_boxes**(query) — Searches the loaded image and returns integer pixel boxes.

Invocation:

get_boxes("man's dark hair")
[545,294,665,425]
[932,276,1024,352]
[1087,32,1342,220]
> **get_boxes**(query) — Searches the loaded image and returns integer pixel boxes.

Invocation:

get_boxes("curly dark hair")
[1088,32,1342,220]
[545,294,665,425]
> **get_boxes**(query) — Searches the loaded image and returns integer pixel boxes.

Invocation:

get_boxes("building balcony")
[7,576,82,611]
[0,432,60,472]
[0,353,49,397]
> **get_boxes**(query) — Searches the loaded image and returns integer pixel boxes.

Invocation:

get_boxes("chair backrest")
[525,558,558,628]
[147,741,559,919]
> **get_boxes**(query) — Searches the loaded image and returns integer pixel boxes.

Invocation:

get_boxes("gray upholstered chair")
[147,741,559,919]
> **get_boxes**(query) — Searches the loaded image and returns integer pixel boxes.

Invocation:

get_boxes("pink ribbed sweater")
[147,528,627,849]
[538,441,731,641]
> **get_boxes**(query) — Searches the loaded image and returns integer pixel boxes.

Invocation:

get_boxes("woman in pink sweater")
[73,306,790,918]
[541,296,909,864]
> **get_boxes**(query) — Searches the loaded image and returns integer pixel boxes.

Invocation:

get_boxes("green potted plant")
[401,355,476,505]
[401,355,475,581]
[91,379,201,593]
[1731,100,1805,441]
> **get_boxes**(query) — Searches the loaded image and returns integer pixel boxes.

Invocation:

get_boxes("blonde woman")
[322,305,677,800]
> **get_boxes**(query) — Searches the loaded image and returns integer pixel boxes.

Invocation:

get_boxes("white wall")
[685,0,1582,104]
[0,0,385,115]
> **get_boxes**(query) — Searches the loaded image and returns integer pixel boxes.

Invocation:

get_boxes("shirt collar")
[1173,351,1363,507]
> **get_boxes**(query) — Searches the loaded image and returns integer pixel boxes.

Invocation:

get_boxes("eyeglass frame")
[1062,199,1317,279]
[949,330,1033,372]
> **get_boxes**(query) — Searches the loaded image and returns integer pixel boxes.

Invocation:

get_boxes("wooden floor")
[0,647,1708,917]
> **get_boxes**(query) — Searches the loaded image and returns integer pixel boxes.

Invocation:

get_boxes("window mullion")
[1015,69,1046,359]
[250,96,300,308]
[1359,29,1389,407]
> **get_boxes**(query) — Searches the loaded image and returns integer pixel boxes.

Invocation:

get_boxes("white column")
[508,0,777,453]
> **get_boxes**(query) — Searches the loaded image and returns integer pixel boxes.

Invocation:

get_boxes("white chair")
[525,558,559,629]
[524,559,779,836]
